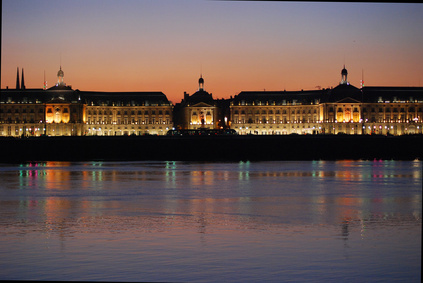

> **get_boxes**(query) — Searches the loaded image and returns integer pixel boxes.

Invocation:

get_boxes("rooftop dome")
[57,67,64,77]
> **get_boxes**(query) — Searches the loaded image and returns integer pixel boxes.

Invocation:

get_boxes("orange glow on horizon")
[2,63,422,104]
[2,1,423,103]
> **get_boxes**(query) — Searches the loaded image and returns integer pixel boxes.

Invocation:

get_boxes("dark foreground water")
[0,160,421,282]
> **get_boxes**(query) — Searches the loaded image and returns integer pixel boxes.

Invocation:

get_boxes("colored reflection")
[1,160,420,236]
[0,160,421,282]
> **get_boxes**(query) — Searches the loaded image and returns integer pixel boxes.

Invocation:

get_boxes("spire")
[16,67,20,89]
[21,68,25,89]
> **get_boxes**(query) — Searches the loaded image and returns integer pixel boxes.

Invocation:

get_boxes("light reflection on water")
[0,160,421,282]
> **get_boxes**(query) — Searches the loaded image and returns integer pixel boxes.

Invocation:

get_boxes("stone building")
[174,75,219,130]
[230,67,423,135]
[0,67,84,137]
[0,67,173,137]
[82,91,173,136]
[1,65,422,137]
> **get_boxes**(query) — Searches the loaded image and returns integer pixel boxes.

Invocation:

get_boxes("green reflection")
[91,162,103,167]
[238,161,250,181]
[165,161,176,170]
[165,161,177,186]
[18,162,47,189]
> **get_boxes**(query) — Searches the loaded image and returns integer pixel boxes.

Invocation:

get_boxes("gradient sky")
[2,0,423,103]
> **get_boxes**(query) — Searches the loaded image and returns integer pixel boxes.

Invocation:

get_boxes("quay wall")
[1,135,422,163]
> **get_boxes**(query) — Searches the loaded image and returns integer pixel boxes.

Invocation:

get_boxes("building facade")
[230,67,423,135]
[0,67,173,137]
[174,76,219,130]
[1,66,422,137]
[82,91,173,136]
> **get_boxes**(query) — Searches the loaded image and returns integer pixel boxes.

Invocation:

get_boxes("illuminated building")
[1,65,422,137]
[230,67,423,135]
[0,67,173,136]
[174,75,219,130]
[82,91,173,136]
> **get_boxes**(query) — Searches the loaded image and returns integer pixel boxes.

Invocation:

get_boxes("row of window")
[0,108,171,116]
[2,98,43,104]
[88,126,167,130]
[234,100,317,106]
[1,108,44,113]
[233,107,423,115]
[87,117,171,124]
[328,107,422,113]
[1,113,43,118]
[1,118,42,123]
[88,101,170,107]
[233,109,318,115]
[233,116,422,124]
[233,117,319,124]
[87,110,171,115]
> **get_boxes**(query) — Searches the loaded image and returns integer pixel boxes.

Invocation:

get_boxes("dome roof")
[324,83,362,103]
[199,76,204,84]
[184,89,214,105]
[341,67,348,75]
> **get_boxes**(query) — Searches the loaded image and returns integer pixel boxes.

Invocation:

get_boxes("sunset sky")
[2,0,423,103]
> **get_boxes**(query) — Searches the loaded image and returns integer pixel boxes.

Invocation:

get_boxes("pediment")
[335,97,361,103]
[190,102,214,108]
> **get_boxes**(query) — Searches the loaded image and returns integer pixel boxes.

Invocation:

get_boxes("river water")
[0,160,421,282]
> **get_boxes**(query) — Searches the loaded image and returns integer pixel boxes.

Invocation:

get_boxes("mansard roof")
[0,88,79,103]
[232,85,423,105]
[233,90,324,105]
[361,86,423,103]
[0,88,172,106]
[77,90,172,106]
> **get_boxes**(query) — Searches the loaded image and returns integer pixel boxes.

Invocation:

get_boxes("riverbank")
[1,134,422,162]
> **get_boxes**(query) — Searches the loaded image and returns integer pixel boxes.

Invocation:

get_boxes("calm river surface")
[0,160,421,282]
